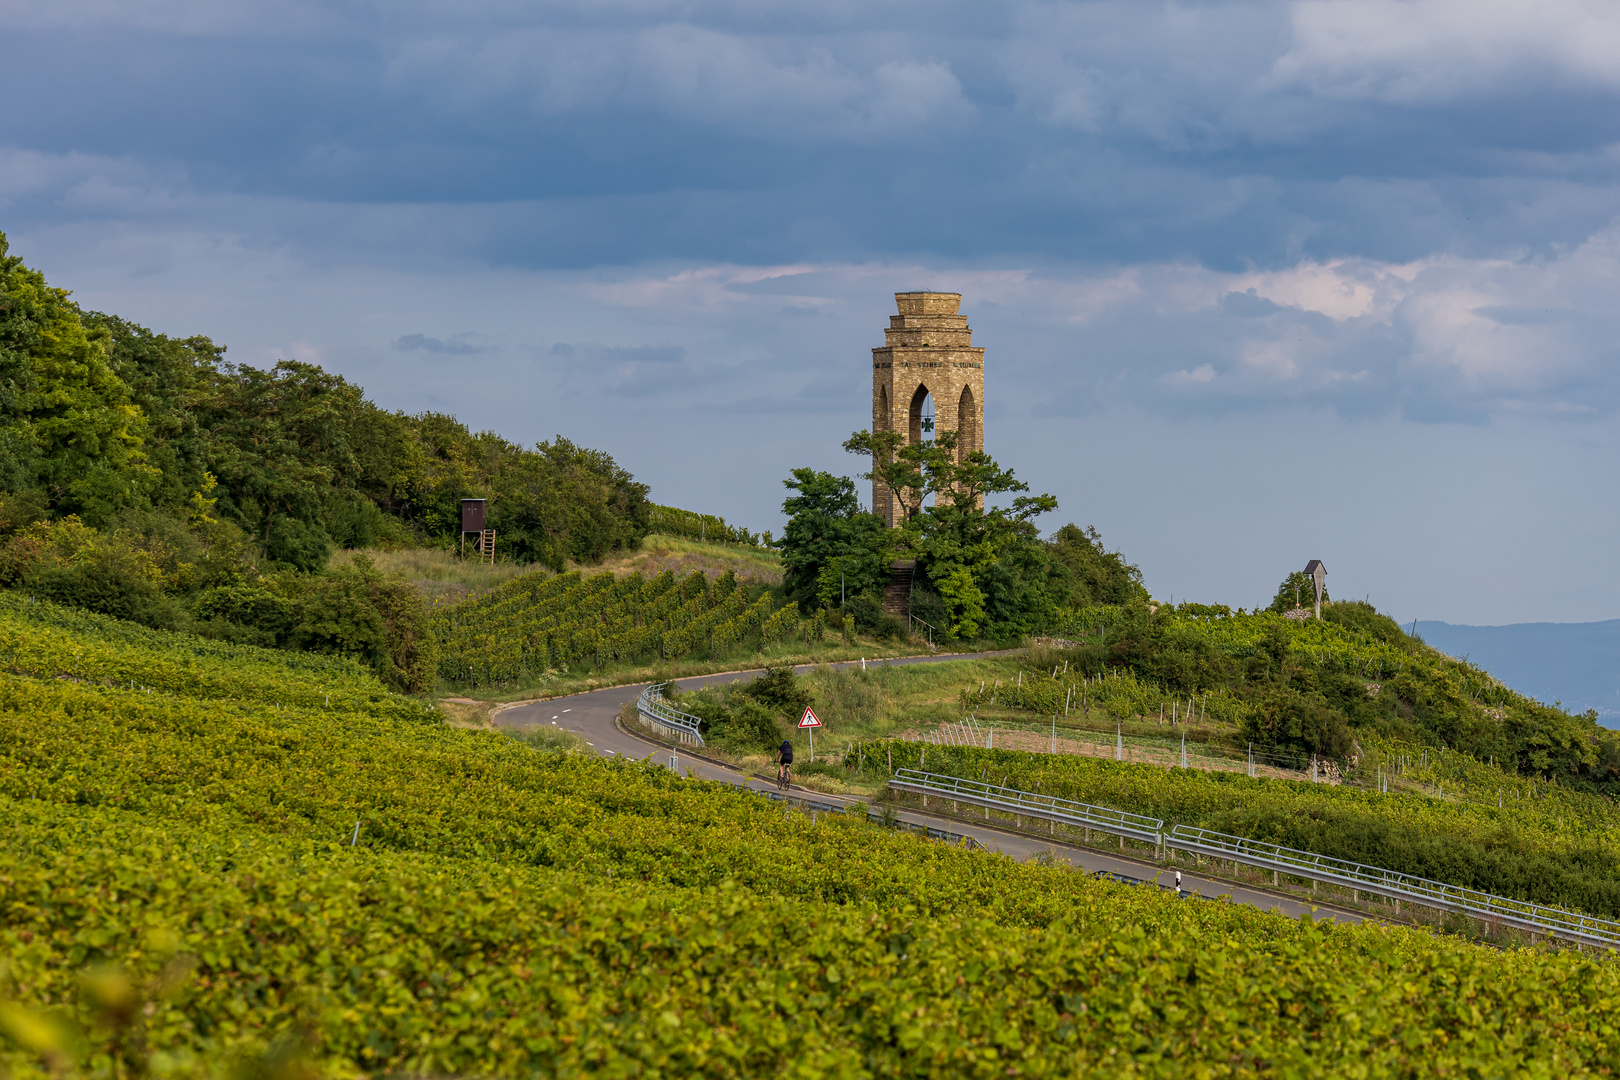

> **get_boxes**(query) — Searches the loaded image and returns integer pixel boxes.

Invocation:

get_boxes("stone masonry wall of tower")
[871,291,986,527]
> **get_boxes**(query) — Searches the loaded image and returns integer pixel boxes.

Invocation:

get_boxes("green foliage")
[432,566,799,685]
[0,512,434,691]
[741,665,814,720]
[0,235,716,693]
[935,564,986,638]
[1046,523,1149,607]
[843,592,907,639]
[679,689,785,753]
[1238,684,1354,761]
[2,235,658,574]
[277,554,438,693]
[777,468,891,613]
[647,503,767,547]
[0,234,156,523]
[1270,569,1329,613]
[817,429,1063,643]
[1017,604,1619,784]
[197,359,388,569]
[779,446,1140,647]
[0,516,187,628]
[846,430,1058,630]
[1322,598,1406,642]
[0,591,394,708]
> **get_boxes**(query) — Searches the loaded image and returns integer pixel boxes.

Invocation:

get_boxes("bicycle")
[776,740,794,791]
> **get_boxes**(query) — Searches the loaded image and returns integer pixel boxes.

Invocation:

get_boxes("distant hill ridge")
[1416,619,1620,724]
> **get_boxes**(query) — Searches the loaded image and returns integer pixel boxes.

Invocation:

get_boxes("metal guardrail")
[888,769,1620,947]
[635,684,705,747]
[889,768,1164,846]
[1167,824,1620,949]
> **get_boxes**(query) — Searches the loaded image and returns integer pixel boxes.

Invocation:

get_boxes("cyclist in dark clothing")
[777,739,794,789]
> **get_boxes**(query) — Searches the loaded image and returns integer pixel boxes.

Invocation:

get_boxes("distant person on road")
[777,739,794,789]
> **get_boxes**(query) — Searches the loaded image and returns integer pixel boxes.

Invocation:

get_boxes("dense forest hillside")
[0,233,648,569]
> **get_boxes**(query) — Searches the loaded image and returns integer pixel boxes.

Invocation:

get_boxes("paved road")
[499,657,1361,927]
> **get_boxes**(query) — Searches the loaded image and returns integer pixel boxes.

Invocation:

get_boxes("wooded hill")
[0,232,648,571]
[0,232,681,686]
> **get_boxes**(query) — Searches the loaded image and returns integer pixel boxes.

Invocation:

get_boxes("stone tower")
[870,291,985,527]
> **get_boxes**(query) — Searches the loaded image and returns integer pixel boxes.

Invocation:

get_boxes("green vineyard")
[431,567,801,683]
[1053,603,1520,700]
[6,596,1620,1076]
[854,736,1620,919]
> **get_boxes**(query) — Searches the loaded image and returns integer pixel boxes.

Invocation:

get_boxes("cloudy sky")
[4,0,1620,625]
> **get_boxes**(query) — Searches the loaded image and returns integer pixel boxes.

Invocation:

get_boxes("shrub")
[742,666,813,720]
[278,555,438,693]
[1239,685,1354,761]
[681,692,784,754]
[28,560,184,630]
[191,584,294,639]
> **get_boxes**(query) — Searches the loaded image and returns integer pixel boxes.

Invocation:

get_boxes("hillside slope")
[1418,618,1620,724]
[3,598,1620,1076]
[1032,600,1619,789]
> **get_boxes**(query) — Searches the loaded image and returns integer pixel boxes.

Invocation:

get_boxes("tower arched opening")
[957,385,978,460]
[909,384,934,445]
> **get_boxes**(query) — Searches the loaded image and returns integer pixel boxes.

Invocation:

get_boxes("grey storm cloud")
[394,333,499,355]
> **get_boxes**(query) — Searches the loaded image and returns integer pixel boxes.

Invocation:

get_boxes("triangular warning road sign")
[798,706,821,729]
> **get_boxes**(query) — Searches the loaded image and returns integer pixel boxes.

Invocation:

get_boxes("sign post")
[798,706,821,762]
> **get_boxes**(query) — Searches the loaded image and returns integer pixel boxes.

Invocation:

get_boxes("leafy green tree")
[1269,570,1328,613]
[1239,686,1354,760]
[1046,524,1148,606]
[278,554,438,693]
[741,666,814,719]
[842,429,1057,640]
[935,565,987,638]
[777,468,891,612]
[0,233,156,522]
[389,418,648,569]
[85,312,225,515]
[489,436,650,569]
[197,360,372,569]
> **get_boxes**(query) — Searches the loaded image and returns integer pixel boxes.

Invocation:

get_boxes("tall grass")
[331,547,536,605]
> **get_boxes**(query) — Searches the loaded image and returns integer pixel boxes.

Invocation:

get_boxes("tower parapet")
[871,291,986,526]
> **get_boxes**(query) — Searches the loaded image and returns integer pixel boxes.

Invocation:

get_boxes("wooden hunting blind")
[1304,559,1326,618]
[461,499,494,562]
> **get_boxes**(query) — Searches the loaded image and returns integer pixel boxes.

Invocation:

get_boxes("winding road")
[498,654,1362,927]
